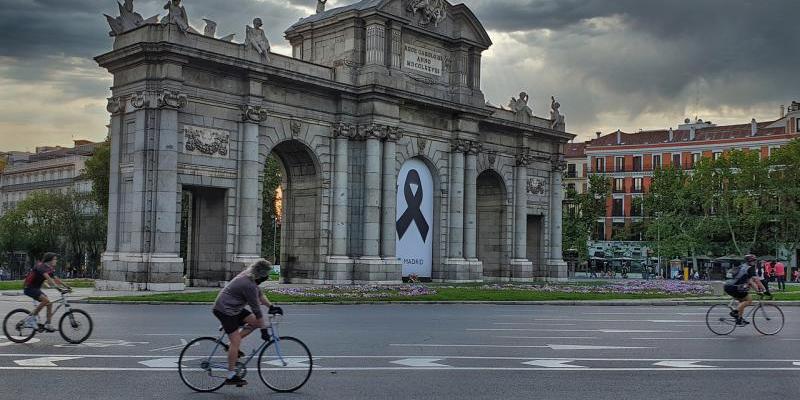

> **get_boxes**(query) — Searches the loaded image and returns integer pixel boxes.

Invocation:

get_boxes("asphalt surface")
[1,293,799,399]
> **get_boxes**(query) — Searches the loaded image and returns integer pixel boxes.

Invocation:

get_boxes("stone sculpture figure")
[508,92,533,117]
[407,0,447,27]
[105,0,158,36]
[316,0,327,14]
[549,96,565,129]
[161,0,197,34]
[245,18,271,62]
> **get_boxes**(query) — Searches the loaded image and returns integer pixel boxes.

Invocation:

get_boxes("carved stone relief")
[107,97,124,114]
[157,90,187,109]
[527,178,547,195]
[241,105,268,123]
[183,125,230,158]
[417,137,428,153]
[290,120,302,137]
[407,0,447,27]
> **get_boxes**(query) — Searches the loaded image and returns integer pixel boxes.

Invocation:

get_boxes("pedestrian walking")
[774,260,786,291]
[764,260,774,282]
[792,269,799,283]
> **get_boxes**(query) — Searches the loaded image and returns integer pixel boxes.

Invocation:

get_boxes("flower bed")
[265,280,712,299]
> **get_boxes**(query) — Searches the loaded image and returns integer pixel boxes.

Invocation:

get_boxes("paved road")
[1,295,799,399]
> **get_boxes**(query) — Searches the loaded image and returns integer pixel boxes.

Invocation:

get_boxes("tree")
[83,140,110,214]
[563,175,610,265]
[261,155,283,264]
[767,138,800,259]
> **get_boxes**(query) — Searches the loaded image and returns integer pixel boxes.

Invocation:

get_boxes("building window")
[672,154,681,169]
[796,118,800,133]
[582,163,588,177]
[751,148,761,160]
[633,178,643,193]
[595,157,605,172]
[652,154,661,169]
[615,156,625,172]
[567,163,577,178]
[612,198,624,217]
[633,156,642,172]
[582,182,588,192]
[713,152,722,160]
[691,153,700,168]
[613,178,624,193]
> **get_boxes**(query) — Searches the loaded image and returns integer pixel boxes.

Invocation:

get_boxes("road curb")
[73,299,800,306]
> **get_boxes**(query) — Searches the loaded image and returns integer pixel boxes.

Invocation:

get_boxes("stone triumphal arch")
[96,0,574,290]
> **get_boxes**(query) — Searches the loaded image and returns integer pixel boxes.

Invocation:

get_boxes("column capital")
[333,122,356,139]
[359,123,388,140]
[156,90,187,110]
[385,126,404,142]
[515,147,533,166]
[241,104,268,123]
[466,141,482,156]
[129,91,150,110]
[450,138,470,153]
[551,154,567,172]
[107,96,124,115]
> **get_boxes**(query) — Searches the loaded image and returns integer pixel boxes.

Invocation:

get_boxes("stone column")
[381,127,403,281]
[104,96,124,255]
[326,123,354,283]
[448,140,466,259]
[510,148,533,281]
[463,141,483,281]
[235,104,267,269]
[355,124,387,282]
[547,155,569,281]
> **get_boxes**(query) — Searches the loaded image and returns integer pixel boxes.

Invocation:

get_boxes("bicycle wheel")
[752,304,784,335]
[705,304,737,335]
[3,309,36,343]
[258,336,313,392]
[179,337,230,392]
[59,310,93,344]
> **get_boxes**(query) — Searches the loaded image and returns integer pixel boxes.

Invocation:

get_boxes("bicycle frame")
[727,294,769,320]
[203,314,286,374]
[31,292,72,319]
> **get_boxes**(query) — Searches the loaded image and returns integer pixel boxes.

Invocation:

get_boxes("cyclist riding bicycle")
[22,252,72,332]
[724,254,771,326]
[212,260,275,387]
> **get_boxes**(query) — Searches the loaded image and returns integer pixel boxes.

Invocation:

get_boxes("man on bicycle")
[213,260,275,387]
[724,254,770,326]
[23,253,71,332]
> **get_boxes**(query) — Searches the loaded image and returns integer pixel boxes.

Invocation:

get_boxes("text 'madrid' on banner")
[396,158,434,278]
[403,44,443,76]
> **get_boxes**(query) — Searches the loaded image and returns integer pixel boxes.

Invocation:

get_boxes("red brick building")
[585,103,800,242]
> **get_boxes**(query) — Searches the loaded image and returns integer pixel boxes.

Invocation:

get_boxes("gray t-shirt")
[213,272,263,319]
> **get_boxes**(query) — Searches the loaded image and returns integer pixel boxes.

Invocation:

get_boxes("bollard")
[683,267,689,282]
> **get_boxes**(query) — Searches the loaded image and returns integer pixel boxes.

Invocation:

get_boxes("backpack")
[23,268,36,287]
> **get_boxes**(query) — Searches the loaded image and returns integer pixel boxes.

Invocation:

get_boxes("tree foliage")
[563,175,611,263]
[261,155,283,264]
[644,139,800,261]
[83,140,110,214]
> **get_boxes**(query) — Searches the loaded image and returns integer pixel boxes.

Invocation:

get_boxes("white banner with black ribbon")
[395,158,434,278]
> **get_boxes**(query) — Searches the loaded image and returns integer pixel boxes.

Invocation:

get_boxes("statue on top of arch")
[549,96,565,130]
[104,0,158,36]
[407,0,447,27]
[508,92,533,117]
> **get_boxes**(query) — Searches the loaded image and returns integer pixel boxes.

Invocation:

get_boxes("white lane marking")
[467,329,685,333]
[261,357,313,368]
[391,358,449,368]
[14,356,82,367]
[493,323,577,326]
[528,318,702,323]
[150,339,188,352]
[390,344,652,350]
[54,339,149,348]
[0,338,41,346]
[630,337,735,340]
[1,366,799,372]
[141,334,197,336]
[523,359,586,368]
[654,360,715,368]
[793,362,800,366]
[497,336,599,340]
[587,312,707,316]
[548,345,652,350]
[139,357,180,368]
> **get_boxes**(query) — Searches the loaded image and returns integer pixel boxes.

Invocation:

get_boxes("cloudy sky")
[0,0,796,151]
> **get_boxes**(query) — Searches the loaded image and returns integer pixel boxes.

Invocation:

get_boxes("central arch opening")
[263,140,322,283]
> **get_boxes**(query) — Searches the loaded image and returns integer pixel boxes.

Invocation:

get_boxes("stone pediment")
[287,0,491,49]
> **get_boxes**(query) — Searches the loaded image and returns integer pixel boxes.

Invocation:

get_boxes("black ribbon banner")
[396,169,430,242]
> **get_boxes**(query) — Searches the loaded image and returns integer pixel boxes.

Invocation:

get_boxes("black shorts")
[213,309,252,334]
[23,287,45,301]
[724,285,748,300]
